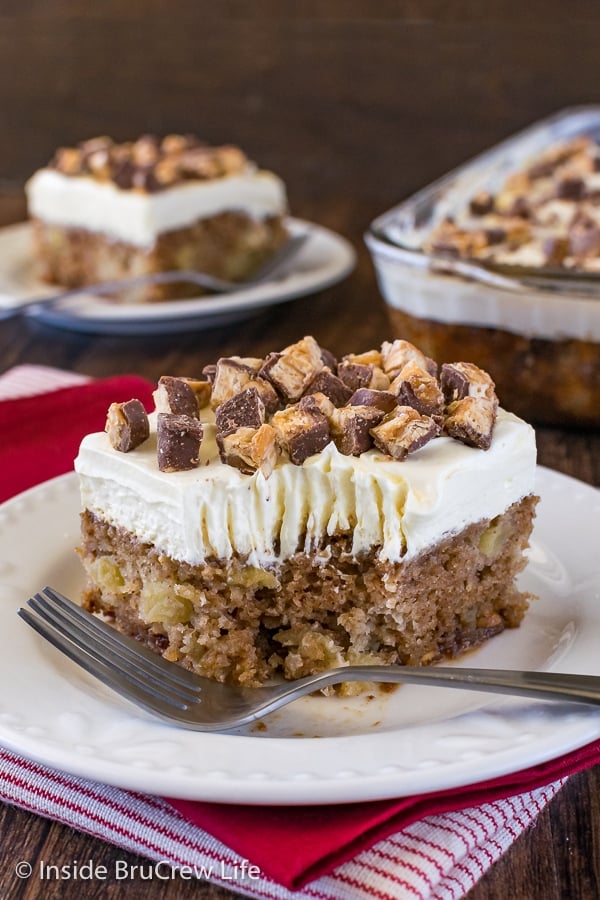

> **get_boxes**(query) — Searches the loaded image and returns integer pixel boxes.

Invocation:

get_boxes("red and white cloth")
[0,364,598,899]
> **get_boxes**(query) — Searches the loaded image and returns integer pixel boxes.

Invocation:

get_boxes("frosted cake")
[26,135,288,302]
[75,337,538,690]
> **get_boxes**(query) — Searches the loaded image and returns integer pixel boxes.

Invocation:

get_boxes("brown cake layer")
[31,212,288,303]
[387,307,600,427]
[78,496,537,693]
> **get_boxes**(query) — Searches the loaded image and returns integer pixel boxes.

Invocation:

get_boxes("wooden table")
[0,188,599,900]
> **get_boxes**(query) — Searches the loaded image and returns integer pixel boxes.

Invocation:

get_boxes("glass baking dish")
[365,106,600,427]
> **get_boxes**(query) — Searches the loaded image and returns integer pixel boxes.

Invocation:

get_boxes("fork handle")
[278,666,600,707]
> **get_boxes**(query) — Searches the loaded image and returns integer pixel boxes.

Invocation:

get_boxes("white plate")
[0,219,356,335]
[0,468,599,805]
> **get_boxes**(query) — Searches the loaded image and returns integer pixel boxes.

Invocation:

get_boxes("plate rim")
[0,466,599,806]
[0,218,356,334]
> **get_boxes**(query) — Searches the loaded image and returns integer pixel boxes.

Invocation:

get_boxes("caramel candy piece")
[542,236,570,266]
[440,362,497,406]
[260,336,324,403]
[569,215,600,258]
[157,413,203,472]
[271,403,330,465]
[153,375,202,418]
[469,192,495,216]
[445,397,496,450]
[303,367,352,407]
[391,361,445,420]
[53,146,84,175]
[337,361,390,392]
[218,423,280,478]
[380,339,437,379]
[330,405,385,456]
[215,387,266,433]
[298,391,335,420]
[371,407,440,461]
[348,388,397,413]
[209,358,258,406]
[105,399,149,452]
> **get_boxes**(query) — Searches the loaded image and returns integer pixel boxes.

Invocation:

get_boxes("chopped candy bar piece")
[371,407,440,460]
[209,358,257,409]
[218,424,281,478]
[271,403,330,465]
[330,405,385,456]
[298,391,336,420]
[342,349,383,369]
[391,360,445,419]
[153,375,201,418]
[157,413,203,472]
[469,192,495,216]
[215,387,266,433]
[105,399,149,452]
[380,339,437,379]
[440,362,497,405]
[260,336,324,402]
[337,361,390,392]
[303,367,353,406]
[348,388,397,413]
[445,397,497,450]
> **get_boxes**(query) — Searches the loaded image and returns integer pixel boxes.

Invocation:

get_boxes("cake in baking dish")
[427,135,600,271]
[75,336,537,692]
[26,134,288,302]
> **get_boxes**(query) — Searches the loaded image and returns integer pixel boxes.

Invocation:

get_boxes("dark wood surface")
[1,4,600,897]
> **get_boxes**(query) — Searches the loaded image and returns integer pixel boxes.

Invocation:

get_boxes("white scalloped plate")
[0,218,355,335]
[0,468,599,805]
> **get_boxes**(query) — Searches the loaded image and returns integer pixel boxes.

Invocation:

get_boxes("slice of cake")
[26,134,288,302]
[75,337,538,691]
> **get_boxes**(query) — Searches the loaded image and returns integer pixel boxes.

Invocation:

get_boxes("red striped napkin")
[1,364,598,899]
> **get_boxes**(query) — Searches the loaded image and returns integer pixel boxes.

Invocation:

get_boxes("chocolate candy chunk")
[157,413,203,472]
[271,403,330,465]
[542,236,570,266]
[331,405,385,456]
[391,361,445,419]
[215,387,266,433]
[440,362,497,406]
[218,424,281,478]
[556,176,585,200]
[105,399,149,452]
[259,336,324,403]
[445,397,496,450]
[320,347,338,371]
[569,215,600,257]
[380,339,437,379]
[298,391,335,419]
[336,361,374,392]
[342,349,383,369]
[209,358,256,408]
[304,367,353,407]
[154,376,201,418]
[507,196,530,218]
[348,388,397,413]
[371,407,440,461]
[485,227,507,245]
[469,192,495,216]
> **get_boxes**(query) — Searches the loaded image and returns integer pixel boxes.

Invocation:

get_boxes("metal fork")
[17,587,600,732]
[0,233,309,321]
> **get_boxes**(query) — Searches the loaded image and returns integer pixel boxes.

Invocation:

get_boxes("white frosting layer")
[26,166,287,248]
[75,409,536,567]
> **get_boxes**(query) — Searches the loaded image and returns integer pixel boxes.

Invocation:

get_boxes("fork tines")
[18,587,202,714]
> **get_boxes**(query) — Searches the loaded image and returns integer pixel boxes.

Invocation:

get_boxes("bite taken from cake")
[75,337,538,694]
